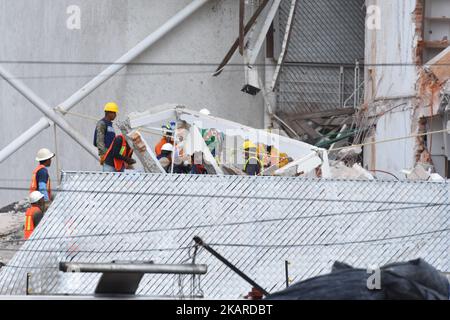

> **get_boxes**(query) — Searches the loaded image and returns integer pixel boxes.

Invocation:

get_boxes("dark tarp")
[265,259,449,300]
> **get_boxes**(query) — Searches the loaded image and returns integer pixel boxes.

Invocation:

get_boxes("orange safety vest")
[104,134,133,172]
[24,206,41,240]
[29,165,52,200]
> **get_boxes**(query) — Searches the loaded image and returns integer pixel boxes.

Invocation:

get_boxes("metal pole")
[26,273,31,295]
[0,65,99,160]
[354,60,360,109]
[58,0,211,113]
[0,117,51,163]
[0,0,211,162]
[193,236,269,296]
[270,0,298,90]
[339,66,345,108]
[59,262,207,275]
[53,125,61,185]
[444,111,449,177]
[285,260,290,288]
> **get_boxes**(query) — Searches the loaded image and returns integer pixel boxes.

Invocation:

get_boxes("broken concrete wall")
[364,0,421,176]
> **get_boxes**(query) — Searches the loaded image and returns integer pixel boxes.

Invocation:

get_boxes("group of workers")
[25,147,55,239]
[242,140,290,176]
[24,102,134,239]
[154,121,209,174]
[24,103,290,239]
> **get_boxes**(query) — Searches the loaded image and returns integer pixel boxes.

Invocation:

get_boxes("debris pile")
[329,162,374,180]
[0,202,26,265]
[402,164,446,182]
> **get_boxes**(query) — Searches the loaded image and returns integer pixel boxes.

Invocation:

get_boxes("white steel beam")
[0,117,51,163]
[0,66,99,160]
[0,0,211,163]
[247,0,282,66]
[270,0,297,90]
[57,0,211,113]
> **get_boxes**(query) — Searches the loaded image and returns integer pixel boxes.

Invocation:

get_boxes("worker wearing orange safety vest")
[103,134,136,172]
[155,123,175,157]
[24,191,46,240]
[29,148,55,202]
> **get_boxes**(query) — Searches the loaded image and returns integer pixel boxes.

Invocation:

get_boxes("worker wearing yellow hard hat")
[243,140,257,150]
[104,102,119,114]
[94,102,120,165]
[243,140,262,176]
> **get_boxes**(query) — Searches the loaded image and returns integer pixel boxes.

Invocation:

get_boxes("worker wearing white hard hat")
[24,191,46,240]
[158,143,173,172]
[30,148,55,203]
[199,108,211,116]
[29,191,44,204]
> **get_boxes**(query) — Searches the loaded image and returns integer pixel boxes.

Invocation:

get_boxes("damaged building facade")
[1,0,449,208]
[271,0,450,180]
[362,0,450,178]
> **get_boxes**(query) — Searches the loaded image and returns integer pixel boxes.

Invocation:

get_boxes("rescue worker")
[158,143,173,172]
[190,151,208,175]
[103,134,136,172]
[155,122,175,157]
[24,191,46,240]
[243,140,262,176]
[94,102,119,164]
[30,148,55,203]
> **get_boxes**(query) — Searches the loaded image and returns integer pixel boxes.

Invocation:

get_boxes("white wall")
[0,0,266,207]
[364,0,419,176]
[365,0,418,100]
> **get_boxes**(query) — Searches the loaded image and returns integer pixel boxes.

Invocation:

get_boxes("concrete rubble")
[0,201,26,266]
[402,164,446,182]
[329,161,374,180]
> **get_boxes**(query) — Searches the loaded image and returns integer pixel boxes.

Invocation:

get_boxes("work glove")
[125,157,136,165]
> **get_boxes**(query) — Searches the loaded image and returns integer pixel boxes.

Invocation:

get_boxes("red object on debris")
[244,287,264,300]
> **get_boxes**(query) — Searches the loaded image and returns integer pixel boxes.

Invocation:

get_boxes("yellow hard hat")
[243,140,257,150]
[104,102,119,113]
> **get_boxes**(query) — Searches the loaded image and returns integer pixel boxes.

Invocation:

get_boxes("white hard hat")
[161,143,173,152]
[36,148,55,162]
[199,108,211,116]
[29,191,44,204]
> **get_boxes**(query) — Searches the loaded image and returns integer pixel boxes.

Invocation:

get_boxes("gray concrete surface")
[0,0,266,206]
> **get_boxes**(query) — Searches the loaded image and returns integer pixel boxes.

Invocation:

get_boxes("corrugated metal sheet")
[276,0,365,115]
[0,172,448,298]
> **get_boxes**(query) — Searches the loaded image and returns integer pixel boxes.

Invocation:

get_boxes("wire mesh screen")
[276,0,365,114]
[0,172,448,298]
[277,65,357,114]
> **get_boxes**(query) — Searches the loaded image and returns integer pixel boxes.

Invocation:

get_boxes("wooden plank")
[279,108,355,121]
[295,120,321,139]
[213,0,270,76]
[239,0,245,55]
